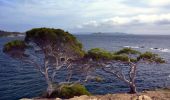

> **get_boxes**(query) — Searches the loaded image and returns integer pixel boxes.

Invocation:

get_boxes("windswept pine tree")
[3,28,85,96]
[77,48,165,93]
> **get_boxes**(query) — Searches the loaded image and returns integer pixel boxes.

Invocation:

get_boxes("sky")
[0,0,170,35]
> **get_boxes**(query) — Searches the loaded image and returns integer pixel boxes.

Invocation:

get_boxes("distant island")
[91,32,128,35]
[0,30,25,37]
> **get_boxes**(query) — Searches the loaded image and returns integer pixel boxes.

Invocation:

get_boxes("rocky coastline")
[20,88,170,100]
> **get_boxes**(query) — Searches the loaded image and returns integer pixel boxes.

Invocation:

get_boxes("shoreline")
[20,88,170,100]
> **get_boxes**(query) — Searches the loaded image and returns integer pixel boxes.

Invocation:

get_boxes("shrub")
[43,83,90,99]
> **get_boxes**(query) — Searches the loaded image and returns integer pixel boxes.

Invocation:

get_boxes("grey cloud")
[155,20,170,25]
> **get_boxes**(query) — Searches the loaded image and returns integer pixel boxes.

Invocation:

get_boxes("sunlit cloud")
[78,13,170,28]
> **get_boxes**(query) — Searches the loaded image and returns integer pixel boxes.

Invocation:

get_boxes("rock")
[20,98,33,100]
[55,98,62,100]
[69,95,98,100]
[132,95,152,100]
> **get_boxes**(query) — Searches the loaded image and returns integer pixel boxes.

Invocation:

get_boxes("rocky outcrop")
[69,94,152,100]
[20,88,170,100]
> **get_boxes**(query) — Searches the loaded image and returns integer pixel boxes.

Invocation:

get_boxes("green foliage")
[25,28,57,42]
[3,40,26,52]
[86,48,139,62]
[87,48,113,60]
[115,48,141,55]
[25,28,79,45]
[45,83,90,99]
[130,58,137,62]
[86,48,165,63]
[25,28,85,57]
[112,55,129,62]
[138,52,157,60]
[154,57,166,63]
[137,52,165,63]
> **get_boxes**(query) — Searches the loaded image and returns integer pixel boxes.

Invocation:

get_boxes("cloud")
[123,0,170,8]
[76,13,170,35]
[0,0,170,34]
[147,0,170,7]
[78,13,170,27]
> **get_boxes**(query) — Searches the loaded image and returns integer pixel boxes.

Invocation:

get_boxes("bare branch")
[101,63,130,85]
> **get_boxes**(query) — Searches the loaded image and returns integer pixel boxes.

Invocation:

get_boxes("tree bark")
[129,84,137,93]
[45,75,53,96]
[45,68,53,96]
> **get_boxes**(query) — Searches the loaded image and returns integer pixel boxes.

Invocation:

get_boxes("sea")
[0,34,170,100]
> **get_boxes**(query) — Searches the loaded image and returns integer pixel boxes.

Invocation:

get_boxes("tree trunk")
[129,84,137,93]
[46,81,53,96]
[45,69,53,96]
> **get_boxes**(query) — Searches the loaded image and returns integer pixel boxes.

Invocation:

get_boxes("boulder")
[69,95,97,100]
[132,95,152,100]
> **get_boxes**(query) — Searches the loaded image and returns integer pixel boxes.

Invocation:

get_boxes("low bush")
[42,83,90,99]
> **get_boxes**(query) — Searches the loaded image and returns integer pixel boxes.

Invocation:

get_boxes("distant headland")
[0,30,25,37]
[91,32,128,35]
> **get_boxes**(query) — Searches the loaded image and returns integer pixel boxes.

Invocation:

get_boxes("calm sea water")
[0,35,170,100]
